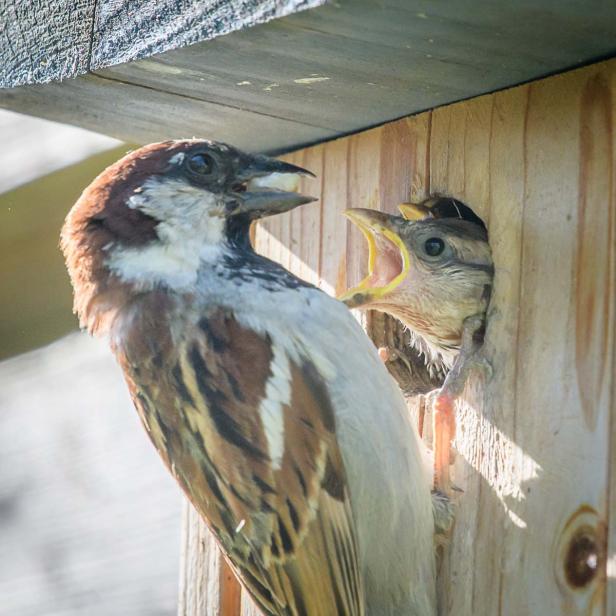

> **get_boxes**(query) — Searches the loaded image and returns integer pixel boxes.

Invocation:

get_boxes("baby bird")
[340,198,494,490]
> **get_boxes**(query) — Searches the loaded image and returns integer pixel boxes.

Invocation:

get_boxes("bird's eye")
[424,237,445,257]
[187,152,216,176]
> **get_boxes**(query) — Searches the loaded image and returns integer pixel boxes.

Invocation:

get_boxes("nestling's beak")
[338,208,411,309]
[399,197,487,229]
[229,154,316,219]
[398,202,432,220]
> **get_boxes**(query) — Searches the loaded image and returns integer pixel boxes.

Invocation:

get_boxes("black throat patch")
[222,215,314,291]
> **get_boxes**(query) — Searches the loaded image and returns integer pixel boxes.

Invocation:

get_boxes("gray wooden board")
[0,0,95,86]
[1,0,616,151]
[91,0,324,71]
[0,73,331,151]
[0,0,321,87]
[0,333,182,616]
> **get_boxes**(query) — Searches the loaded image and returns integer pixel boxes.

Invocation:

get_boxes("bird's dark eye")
[187,152,216,176]
[424,237,445,257]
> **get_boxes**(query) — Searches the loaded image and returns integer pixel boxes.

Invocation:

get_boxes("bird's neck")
[204,215,315,293]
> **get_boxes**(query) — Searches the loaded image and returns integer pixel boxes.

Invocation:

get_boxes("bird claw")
[473,351,493,381]
[440,313,492,401]
[431,489,455,537]
[377,345,396,363]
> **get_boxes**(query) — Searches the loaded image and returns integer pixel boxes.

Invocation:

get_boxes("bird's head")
[61,139,314,333]
[339,205,493,360]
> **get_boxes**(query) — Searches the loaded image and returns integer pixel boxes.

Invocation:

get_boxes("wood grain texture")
[181,59,616,615]
[0,0,95,87]
[179,504,243,616]
[91,0,322,71]
[3,1,616,152]
[0,0,320,88]
[0,74,330,153]
[430,61,615,615]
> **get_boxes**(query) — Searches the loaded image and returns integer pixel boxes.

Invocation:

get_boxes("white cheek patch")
[259,346,292,470]
[107,177,227,290]
[107,242,203,290]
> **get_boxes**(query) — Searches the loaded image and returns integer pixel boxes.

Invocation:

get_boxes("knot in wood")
[564,526,599,588]
[555,505,605,596]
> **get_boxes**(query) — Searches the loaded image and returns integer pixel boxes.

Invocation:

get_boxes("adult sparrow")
[61,140,436,615]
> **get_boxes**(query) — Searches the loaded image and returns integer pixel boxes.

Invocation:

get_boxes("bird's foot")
[431,489,455,538]
[377,345,396,363]
[433,392,456,493]
[439,313,492,402]
[471,350,493,381]
[377,347,395,364]
[433,314,490,493]
[377,345,415,375]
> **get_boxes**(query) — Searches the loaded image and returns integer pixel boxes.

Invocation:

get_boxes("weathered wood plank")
[0,0,321,88]
[6,0,616,91]
[0,74,331,153]
[91,0,323,72]
[95,18,470,133]
[98,0,616,133]
[0,1,95,88]
[3,1,616,152]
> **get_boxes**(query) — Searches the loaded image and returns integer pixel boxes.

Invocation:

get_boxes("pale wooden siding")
[180,59,615,615]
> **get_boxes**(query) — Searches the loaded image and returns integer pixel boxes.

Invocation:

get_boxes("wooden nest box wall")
[1,1,614,614]
[180,60,616,615]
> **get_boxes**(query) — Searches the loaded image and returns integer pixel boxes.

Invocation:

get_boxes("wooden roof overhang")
[1,1,615,152]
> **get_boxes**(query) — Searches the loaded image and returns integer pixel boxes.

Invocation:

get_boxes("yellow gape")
[338,209,410,308]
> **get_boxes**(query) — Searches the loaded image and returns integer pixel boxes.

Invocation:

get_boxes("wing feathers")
[118,308,364,615]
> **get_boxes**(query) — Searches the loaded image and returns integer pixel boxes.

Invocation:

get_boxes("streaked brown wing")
[116,307,364,616]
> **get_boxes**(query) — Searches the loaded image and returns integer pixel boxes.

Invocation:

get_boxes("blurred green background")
[0,110,180,616]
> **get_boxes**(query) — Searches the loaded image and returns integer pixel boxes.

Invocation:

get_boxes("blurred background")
[0,110,181,615]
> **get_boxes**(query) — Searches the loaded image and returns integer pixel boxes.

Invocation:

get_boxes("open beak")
[338,208,411,309]
[229,154,316,219]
